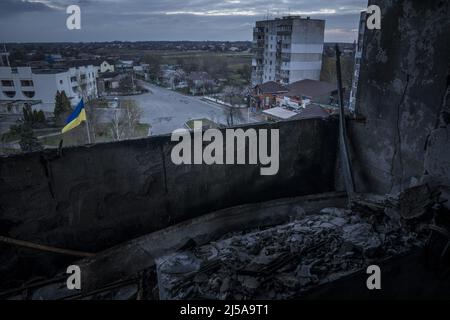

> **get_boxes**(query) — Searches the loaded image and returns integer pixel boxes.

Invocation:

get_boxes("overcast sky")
[0,0,368,43]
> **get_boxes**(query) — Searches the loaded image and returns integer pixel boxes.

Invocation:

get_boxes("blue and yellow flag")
[61,99,87,133]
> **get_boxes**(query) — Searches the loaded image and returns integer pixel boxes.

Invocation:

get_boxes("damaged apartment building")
[0,0,450,300]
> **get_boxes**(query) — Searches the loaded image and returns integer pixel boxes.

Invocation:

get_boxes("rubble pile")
[156,207,424,300]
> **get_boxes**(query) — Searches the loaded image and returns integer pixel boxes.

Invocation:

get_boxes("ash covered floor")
[156,206,424,300]
[4,188,449,300]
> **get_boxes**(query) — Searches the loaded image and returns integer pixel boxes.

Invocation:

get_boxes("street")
[121,82,260,136]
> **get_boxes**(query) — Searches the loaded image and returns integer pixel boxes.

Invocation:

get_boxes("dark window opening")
[1,80,14,87]
[22,91,35,98]
[3,91,16,98]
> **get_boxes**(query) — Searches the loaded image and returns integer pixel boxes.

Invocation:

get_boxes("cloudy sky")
[0,0,368,43]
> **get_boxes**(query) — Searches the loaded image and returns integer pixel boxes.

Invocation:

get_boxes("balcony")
[253,27,265,35]
[252,47,264,55]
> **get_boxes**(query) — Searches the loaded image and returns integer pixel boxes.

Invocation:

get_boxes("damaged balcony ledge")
[0,117,339,287]
[4,188,450,300]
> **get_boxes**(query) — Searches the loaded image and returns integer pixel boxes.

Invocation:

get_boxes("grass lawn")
[39,123,151,147]
[1,131,20,143]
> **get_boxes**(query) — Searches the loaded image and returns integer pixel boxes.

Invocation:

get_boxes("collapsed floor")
[156,206,423,300]
[3,187,450,300]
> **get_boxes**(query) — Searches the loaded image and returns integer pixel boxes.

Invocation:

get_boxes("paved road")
[119,82,259,136]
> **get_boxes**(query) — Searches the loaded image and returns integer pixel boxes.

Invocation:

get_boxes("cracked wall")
[0,118,338,285]
[349,0,450,194]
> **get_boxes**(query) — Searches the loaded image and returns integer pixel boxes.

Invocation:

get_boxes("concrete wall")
[349,0,450,194]
[0,118,338,284]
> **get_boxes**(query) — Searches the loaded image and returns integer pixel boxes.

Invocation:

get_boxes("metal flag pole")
[82,95,92,144]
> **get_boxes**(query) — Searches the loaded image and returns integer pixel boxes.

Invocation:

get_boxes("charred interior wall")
[0,118,337,284]
[349,0,450,194]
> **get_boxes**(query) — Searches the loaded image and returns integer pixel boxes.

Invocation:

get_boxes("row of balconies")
[1,79,34,89]
[1,90,36,99]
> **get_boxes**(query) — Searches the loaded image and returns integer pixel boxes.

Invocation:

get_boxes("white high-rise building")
[0,65,98,112]
[252,16,325,86]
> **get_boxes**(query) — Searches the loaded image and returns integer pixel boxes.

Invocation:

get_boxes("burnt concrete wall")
[0,118,338,284]
[350,0,450,194]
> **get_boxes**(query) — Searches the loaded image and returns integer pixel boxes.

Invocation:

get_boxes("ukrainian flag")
[61,99,87,133]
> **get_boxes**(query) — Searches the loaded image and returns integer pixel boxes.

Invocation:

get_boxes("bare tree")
[110,108,124,141]
[224,106,245,126]
[122,100,142,137]
[109,100,143,141]
[222,85,241,106]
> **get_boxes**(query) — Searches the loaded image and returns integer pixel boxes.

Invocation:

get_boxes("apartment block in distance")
[252,16,325,86]
[0,65,98,112]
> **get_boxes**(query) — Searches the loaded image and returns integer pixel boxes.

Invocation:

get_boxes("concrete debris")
[352,185,441,220]
[394,184,441,219]
[156,207,423,300]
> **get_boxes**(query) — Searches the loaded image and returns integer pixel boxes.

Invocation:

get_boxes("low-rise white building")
[99,60,115,73]
[0,65,98,112]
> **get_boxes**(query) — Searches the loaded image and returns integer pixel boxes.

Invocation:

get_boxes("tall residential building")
[0,65,98,112]
[0,46,10,67]
[349,11,367,112]
[251,16,325,86]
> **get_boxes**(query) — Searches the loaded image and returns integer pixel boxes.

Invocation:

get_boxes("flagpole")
[82,95,92,144]
[85,114,92,144]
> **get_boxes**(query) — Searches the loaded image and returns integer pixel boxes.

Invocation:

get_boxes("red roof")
[255,81,288,94]
[287,79,337,98]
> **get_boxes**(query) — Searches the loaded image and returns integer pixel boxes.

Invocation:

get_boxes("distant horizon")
[0,0,367,43]
[1,40,356,45]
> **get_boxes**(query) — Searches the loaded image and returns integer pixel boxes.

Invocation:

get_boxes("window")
[22,91,35,98]
[1,80,14,87]
[59,80,63,84]
[21,80,34,87]
[3,91,16,98]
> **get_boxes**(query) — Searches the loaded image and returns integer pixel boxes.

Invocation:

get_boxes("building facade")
[251,16,325,86]
[349,11,367,112]
[0,65,98,112]
[100,60,115,73]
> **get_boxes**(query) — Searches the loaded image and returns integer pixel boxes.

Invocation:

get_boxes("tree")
[109,100,143,141]
[143,54,163,82]
[122,100,143,137]
[54,91,72,126]
[222,86,241,106]
[118,75,134,93]
[109,108,124,141]
[21,104,46,129]
[224,106,245,126]
[19,123,43,152]
[237,64,252,82]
